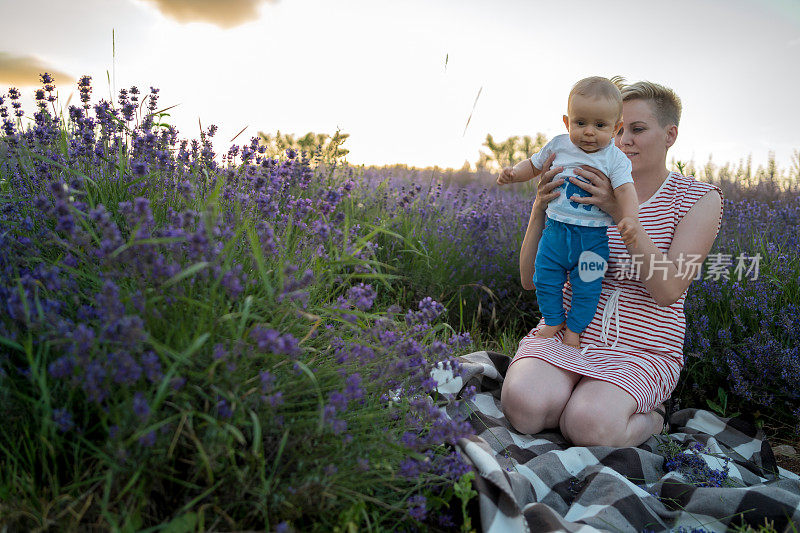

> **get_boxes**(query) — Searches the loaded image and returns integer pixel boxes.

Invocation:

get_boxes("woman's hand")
[568,165,622,222]
[532,153,564,212]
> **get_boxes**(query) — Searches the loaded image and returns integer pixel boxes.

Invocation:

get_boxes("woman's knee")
[561,410,619,446]
[559,392,629,446]
[500,373,569,434]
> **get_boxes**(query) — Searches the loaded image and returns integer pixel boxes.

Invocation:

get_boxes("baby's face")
[563,94,621,153]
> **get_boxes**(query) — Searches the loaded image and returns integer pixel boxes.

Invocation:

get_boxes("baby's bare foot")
[535,321,565,338]
[562,327,580,349]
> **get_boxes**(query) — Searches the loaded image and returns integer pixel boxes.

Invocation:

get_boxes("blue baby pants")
[532,217,610,334]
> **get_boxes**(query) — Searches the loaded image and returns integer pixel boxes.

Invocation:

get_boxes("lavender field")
[1,76,799,530]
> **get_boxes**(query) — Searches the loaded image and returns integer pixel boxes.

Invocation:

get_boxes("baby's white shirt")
[530,134,633,227]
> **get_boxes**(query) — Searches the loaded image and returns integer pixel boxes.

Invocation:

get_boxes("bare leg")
[534,321,565,338]
[562,327,580,349]
[559,377,664,447]
[501,357,582,435]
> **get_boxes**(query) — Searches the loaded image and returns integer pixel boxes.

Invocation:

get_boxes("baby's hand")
[496,166,516,186]
[618,217,639,247]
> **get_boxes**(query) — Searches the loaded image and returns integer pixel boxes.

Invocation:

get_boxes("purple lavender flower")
[138,431,157,447]
[260,370,276,392]
[213,343,227,360]
[310,219,331,240]
[266,392,284,407]
[221,266,244,299]
[344,373,363,401]
[95,280,125,320]
[347,283,376,311]
[111,351,143,385]
[48,356,75,379]
[70,324,95,356]
[438,514,455,528]
[53,408,74,432]
[328,391,348,411]
[434,450,472,480]
[420,376,438,393]
[83,361,108,403]
[146,86,159,113]
[133,392,150,420]
[250,327,300,358]
[406,495,427,522]
[330,418,347,434]
[448,332,472,349]
[103,315,146,346]
[78,75,92,108]
[216,398,233,419]
[398,458,425,478]
[664,443,730,487]
[141,351,163,383]
[278,267,313,306]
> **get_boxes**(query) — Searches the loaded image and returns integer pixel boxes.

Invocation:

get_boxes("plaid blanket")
[434,351,800,533]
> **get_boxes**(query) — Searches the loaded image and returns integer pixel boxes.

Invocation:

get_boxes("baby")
[497,76,638,349]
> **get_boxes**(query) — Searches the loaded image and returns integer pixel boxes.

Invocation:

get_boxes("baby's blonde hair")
[619,80,682,127]
[568,76,623,121]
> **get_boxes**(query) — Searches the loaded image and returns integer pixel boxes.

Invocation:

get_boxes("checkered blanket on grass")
[435,351,800,533]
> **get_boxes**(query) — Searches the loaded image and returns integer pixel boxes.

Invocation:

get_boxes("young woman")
[500,81,724,447]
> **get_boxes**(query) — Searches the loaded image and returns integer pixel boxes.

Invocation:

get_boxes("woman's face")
[615,99,675,178]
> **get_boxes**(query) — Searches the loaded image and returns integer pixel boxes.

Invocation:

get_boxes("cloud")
[139,0,276,28]
[0,52,73,88]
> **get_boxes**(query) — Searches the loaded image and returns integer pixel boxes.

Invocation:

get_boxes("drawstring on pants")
[564,223,586,265]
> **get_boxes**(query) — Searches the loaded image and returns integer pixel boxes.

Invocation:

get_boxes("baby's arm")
[614,182,638,220]
[497,159,543,185]
[614,182,639,246]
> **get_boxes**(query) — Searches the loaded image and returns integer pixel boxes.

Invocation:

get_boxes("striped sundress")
[510,172,724,413]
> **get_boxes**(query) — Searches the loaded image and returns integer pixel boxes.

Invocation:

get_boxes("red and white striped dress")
[510,172,724,413]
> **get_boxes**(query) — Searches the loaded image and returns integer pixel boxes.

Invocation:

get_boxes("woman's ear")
[665,124,678,149]
[563,115,570,131]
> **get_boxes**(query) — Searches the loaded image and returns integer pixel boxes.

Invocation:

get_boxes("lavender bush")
[679,191,800,425]
[348,168,540,338]
[0,75,476,530]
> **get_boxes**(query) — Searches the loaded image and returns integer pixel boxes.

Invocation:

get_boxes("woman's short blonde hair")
[620,81,682,128]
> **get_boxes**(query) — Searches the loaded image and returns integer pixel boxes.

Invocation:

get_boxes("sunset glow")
[2,0,798,170]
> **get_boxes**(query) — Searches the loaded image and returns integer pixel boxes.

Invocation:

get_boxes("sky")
[1,0,799,172]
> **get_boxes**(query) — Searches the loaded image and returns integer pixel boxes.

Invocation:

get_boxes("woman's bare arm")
[641,190,722,305]
[519,154,563,290]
